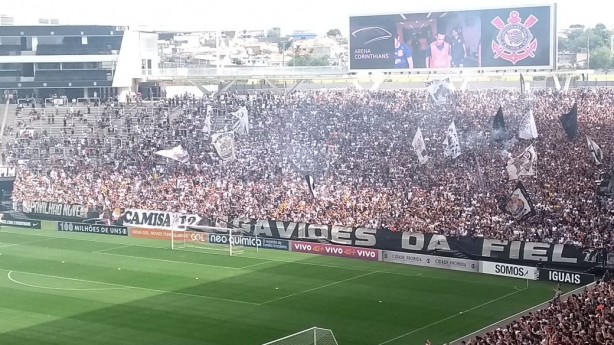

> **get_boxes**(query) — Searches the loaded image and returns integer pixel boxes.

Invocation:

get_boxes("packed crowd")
[462,276,614,345]
[9,87,614,248]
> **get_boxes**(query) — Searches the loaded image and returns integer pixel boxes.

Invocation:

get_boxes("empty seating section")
[0,70,21,82]
[36,44,113,55]
[0,45,21,56]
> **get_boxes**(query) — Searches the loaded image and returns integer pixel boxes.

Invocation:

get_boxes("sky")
[0,0,611,35]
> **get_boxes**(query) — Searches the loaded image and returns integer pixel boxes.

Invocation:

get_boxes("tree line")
[558,23,614,70]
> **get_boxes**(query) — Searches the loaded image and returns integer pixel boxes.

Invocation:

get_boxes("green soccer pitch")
[0,223,570,345]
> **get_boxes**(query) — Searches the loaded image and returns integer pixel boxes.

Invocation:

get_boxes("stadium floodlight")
[171,224,251,256]
[261,327,338,345]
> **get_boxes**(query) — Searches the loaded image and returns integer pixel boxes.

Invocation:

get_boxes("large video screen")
[349,4,555,71]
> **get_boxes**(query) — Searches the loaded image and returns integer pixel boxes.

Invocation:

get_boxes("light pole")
[587,34,590,69]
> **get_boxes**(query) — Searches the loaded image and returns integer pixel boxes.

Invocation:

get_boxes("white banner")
[479,261,539,280]
[211,131,236,161]
[382,251,479,273]
[121,209,202,230]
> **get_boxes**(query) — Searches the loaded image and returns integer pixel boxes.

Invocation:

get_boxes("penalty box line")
[0,268,260,306]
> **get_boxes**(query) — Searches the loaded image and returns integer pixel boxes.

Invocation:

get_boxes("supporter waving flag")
[520,73,526,95]
[443,121,461,159]
[499,181,536,221]
[560,103,578,140]
[492,106,506,141]
[586,136,603,166]
[425,78,455,105]
[211,131,236,161]
[518,109,538,140]
[155,145,190,164]
[506,145,537,180]
[412,128,429,165]
[232,106,249,135]
[305,174,316,198]
[203,105,212,134]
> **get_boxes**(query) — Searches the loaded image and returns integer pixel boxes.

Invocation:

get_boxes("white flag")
[412,128,429,165]
[211,131,236,161]
[518,109,538,140]
[305,174,316,198]
[444,121,461,159]
[586,136,603,165]
[232,106,249,135]
[507,145,537,179]
[155,145,190,163]
[203,105,212,133]
[425,78,456,105]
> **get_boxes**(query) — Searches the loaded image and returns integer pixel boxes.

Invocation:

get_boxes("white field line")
[92,251,246,270]
[239,260,275,269]
[259,271,377,305]
[91,244,133,254]
[7,271,127,291]
[1,268,259,306]
[377,287,528,345]
[0,238,55,248]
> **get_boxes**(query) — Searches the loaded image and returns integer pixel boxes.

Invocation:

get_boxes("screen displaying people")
[394,35,414,69]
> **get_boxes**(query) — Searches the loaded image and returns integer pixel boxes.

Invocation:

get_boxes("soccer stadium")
[0,2,613,345]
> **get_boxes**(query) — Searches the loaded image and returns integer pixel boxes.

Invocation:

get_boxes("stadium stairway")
[0,102,11,150]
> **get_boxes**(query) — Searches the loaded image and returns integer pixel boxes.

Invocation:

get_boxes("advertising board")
[129,228,208,243]
[231,218,600,269]
[349,4,556,71]
[0,213,41,229]
[479,261,539,280]
[538,268,595,286]
[57,222,128,236]
[382,251,479,272]
[291,241,380,261]
[208,234,289,251]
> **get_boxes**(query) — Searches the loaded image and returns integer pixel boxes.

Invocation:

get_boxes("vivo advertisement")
[349,4,555,71]
[291,241,381,261]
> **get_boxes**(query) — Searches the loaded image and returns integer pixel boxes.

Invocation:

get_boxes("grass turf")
[0,223,569,345]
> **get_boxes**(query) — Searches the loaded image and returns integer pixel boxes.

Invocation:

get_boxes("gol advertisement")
[130,228,208,243]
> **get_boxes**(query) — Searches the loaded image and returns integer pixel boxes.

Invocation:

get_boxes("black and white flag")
[232,107,249,135]
[500,181,536,221]
[203,105,212,134]
[211,131,236,161]
[305,174,316,198]
[412,128,429,165]
[518,109,538,140]
[586,136,603,165]
[443,121,461,159]
[425,78,455,105]
[506,144,537,180]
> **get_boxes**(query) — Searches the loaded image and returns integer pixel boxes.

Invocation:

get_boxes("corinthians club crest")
[491,11,539,65]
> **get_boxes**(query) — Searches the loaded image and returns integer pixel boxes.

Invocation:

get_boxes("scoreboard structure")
[349,4,557,72]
